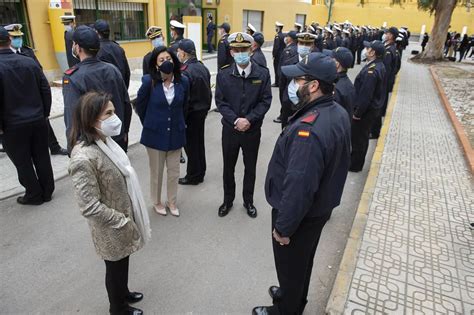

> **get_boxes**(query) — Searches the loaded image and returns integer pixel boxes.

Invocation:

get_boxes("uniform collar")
[185,57,198,64]
[0,48,14,55]
[233,62,252,78]
[10,47,19,53]
[289,94,334,123]
[337,71,348,79]
[79,56,100,65]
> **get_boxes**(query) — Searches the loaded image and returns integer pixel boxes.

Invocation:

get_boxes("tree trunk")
[417,0,457,60]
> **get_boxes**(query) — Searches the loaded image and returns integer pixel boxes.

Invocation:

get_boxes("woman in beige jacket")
[68,92,150,315]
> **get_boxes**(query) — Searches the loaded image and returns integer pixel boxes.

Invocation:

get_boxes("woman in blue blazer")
[136,46,189,217]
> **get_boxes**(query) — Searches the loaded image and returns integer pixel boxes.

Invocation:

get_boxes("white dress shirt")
[162,79,175,105]
[236,62,252,78]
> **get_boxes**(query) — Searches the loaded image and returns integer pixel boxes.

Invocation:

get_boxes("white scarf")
[96,137,151,245]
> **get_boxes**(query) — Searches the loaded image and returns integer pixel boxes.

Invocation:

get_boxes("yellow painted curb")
[325,77,400,315]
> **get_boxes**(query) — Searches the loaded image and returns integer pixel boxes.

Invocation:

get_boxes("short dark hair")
[148,46,182,84]
[318,80,335,95]
[98,30,110,39]
[69,91,112,148]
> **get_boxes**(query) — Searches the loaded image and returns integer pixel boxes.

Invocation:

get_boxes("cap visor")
[281,63,306,78]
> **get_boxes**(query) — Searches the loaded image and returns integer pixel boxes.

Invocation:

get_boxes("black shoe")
[268,285,282,301]
[273,118,282,123]
[51,147,68,155]
[349,167,362,173]
[252,306,276,315]
[178,177,200,185]
[244,203,257,218]
[0,147,5,153]
[43,196,52,202]
[369,133,379,140]
[128,306,143,315]
[126,292,143,304]
[17,196,44,205]
[180,156,186,164]
[218,202,233,217]
[211,108,220,113]
[271,83,279,87]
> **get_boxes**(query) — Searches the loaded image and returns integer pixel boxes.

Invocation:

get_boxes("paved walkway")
[331,57,474,313]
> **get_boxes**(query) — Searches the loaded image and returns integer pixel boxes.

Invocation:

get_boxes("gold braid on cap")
[229,32,251,48]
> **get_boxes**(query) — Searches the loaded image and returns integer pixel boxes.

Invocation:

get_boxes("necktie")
[242,70,246,78]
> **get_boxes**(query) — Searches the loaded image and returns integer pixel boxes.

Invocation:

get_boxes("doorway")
[202,8,217,52]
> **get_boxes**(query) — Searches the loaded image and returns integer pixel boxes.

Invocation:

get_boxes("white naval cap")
[324,27,333,34]
[275,21,284,27]
[247,23,256,32]
[294,22,303,28]
[170,20,186,29]
[228,32,254,48]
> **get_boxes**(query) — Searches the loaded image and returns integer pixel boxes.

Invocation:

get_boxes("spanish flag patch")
[298,130,310,138]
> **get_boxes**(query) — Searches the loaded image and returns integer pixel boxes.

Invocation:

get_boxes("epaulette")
[368,63,376,69]
[180,64,188,71]
[64,66,78,76]
[220,64,230,70]
[300,110,319,125]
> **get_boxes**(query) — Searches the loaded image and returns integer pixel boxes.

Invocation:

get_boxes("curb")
[325,77,401,314]
[429,66,474,174]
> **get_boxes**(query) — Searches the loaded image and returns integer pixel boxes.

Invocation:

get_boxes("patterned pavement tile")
[344,59,474,314]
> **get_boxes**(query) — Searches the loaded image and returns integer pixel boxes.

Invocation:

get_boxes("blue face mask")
[287,79,300,105]
[152,37,164,48]
[297,45,311,57]
[11,37,23,49]
[233,52,250,65]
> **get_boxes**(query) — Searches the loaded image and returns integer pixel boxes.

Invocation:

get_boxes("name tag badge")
[252,80,262,85]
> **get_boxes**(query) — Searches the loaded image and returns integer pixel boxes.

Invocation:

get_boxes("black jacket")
[215,62,272,132]
[142,51,152,75]
[65,30,79,68]
[97,38,131,88]
[181,57,212,113]
[272,31,285,59]
[251,47,267,68]
[217,33,233,70]
[62,57,131,148]
[353,58,386,117]
[334,71,356,118]
[0,49,51,129]
[278,45,299,108]
[207,22,216,37]
[16,46,42,68]
[265,95,351,237]
[170,35,184,54]
[383,42,400,92]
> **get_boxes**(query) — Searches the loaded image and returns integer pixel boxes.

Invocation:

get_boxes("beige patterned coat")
[69,143,143,261]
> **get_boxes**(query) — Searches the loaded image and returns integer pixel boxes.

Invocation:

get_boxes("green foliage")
[418,0,437,13]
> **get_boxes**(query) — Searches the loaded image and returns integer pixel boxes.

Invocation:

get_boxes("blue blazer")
[136,74,189,151]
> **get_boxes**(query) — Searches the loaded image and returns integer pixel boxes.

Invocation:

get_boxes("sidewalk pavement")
[327,51,474,313]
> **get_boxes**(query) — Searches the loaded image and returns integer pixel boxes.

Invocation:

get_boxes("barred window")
[74,0,148,41]
[0,0,32,46]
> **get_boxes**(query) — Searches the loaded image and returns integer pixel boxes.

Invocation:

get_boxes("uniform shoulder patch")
[220,64,230,70]
[300,110,319,125]
[64,66,78,76]
[298,130,311,138]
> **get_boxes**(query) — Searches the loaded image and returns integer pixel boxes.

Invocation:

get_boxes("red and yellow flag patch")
[298,130,310,138]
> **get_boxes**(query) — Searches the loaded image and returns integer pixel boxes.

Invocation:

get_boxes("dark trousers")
[351,108,379,171]
[222,125,260,205]
[3,119,54,201]
[273,57,280,85]
[351,49,356,68]
[104,256,130,315]
[207,35,214,52]
[356,48,363,64]
[281,104,295,130]
[272,208,329,315]
[47,120,62,152]
[371,90,391,138]
[184,110,207,182]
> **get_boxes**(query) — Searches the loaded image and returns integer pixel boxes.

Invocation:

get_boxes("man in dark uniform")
[251,32,267,67]
[217,22,232,70]
[323,47,356,118]
[371,26,400,139]
[62,25,131,152]
[342,29,351,48]
[252,53,351,315]
[294,23,303,33]
[142,26,164,75]
[0,27,55,205]
[5,23,68,156]
[323,27,336,50]
[94,19,131,88]
[272,21,285,87]
[278,32,316,128]
[273,31,298,124]
[206,16,216,53]
[169,20,186,53]
[61,14,79,68]
[356,27,366,64]
[176,39,212,185]
[334,26,343,47]
[215,32,272,218]
[350,40,386,172]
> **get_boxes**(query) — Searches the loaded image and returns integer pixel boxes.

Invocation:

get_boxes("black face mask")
[159,60,174,74]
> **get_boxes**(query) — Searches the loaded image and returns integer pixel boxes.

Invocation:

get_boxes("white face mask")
[381,34,387,43]
[287,79,300,105]
[96,114,122,137]
[152,37,164,48]
[71,44,79,60]
[361,48,367,62]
